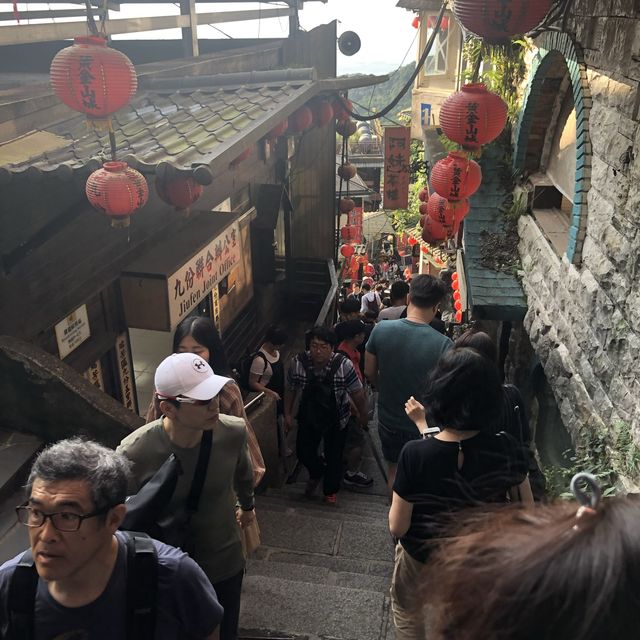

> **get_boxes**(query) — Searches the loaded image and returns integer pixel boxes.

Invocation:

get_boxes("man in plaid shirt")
[284,326,368,506]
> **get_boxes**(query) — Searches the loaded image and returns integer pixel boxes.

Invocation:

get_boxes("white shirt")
[249,348,280,386]
[360,291,381,314]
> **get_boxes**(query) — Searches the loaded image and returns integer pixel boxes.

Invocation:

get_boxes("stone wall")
[517,1,640,467]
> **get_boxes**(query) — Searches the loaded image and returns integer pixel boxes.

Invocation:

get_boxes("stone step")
[255,505,394,563]
[256,495,387,526]
[274,482,389,511]
[239,573,393,640]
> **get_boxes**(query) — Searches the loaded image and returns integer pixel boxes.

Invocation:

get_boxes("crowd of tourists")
[1,275,638,639]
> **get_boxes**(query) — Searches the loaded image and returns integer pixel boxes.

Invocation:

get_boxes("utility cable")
[338,1,447,122]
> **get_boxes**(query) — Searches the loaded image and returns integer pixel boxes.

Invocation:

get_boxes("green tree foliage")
[349,63,415,125]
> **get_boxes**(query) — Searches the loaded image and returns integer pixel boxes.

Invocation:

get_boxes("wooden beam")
[0,8,105,21]
[180,0,198,58]
[0,7,293,45]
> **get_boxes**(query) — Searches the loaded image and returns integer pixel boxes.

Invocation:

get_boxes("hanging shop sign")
[83,360,105,390]
[121,212,252,332]
[116,332,137,413]
[383,126,411,210]
[168,220,241,326]
[54,304,90,359]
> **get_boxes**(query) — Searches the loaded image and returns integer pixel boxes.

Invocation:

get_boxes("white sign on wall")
[168,221,242,328]
[55,305,90,359]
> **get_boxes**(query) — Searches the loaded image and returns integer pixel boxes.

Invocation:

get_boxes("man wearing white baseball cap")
[117,352,255,640]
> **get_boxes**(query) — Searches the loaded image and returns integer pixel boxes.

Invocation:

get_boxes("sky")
[103,0,420,75]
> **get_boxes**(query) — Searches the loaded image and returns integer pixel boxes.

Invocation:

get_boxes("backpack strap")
[7,549,38,640]
[124,531,158,640]
[327,353,346,383]
[253,351,268,382]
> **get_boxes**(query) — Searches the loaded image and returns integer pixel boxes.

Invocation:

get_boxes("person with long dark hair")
[388,347,528,639]
[423,489,640,640]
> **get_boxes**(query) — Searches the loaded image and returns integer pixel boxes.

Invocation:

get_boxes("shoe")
[323,493,337,506]
[304,477,321,498]
[343,471,374,488]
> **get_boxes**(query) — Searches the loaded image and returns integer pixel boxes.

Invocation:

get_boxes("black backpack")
[6,531,158,640]
[297,352,345,432]
[237,350,267,391]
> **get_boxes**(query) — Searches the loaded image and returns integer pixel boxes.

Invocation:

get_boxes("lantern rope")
[84,0,100,36]
[335,1,447,122]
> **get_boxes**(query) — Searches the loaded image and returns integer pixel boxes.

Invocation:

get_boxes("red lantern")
[267,119,288,140]
[412,16,420,28]
[365,263,375,276]
[289,106,314,133]
[453,290,461,302]
[86,161,148,227]
[453,1,553,43]
[431,152,482,201]
[419,202,429,216]
[156,175,203,211]
[333,97,353,121]
[452,272,459,283]
[339,197,356,213]
[408,236,418,246]
[455,310,463,323]
[427,15,449,29]
[422,215,448,245]
[340,244,355,258]
[340,225,358,242]
[336,119,358,138]
[439,84,508,150]
[427,194,470,233]
[454,299,463,312]
[452,278,460,291]
[312,99,334,127]
[418,187,429,202]
[50,36,137,122]
[338,163,357,180]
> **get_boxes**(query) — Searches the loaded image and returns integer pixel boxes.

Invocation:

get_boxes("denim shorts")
[378,420,421,463]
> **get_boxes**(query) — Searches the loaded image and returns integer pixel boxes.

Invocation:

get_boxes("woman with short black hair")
[388,347,528,640]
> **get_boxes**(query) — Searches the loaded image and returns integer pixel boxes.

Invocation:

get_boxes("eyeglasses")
[15,505,112,532]
[157,394,217,406]
[309,342,332,351]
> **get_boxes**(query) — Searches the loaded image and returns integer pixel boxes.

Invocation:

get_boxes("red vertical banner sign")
[383,126,411,210]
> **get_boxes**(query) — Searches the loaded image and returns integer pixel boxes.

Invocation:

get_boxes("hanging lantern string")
[84,0,100,36]
[100,0,109,36]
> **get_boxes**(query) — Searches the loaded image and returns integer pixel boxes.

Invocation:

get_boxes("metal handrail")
[314,259,338,327]
[243,391,266,414]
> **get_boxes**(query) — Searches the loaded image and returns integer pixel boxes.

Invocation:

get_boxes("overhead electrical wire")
[339,1,447,122]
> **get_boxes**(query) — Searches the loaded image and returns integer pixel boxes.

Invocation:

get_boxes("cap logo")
[192,357,207,372]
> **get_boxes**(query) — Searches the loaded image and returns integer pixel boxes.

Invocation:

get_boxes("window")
[424,15,449,76]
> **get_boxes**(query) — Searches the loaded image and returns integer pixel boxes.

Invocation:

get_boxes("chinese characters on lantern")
[465,102,479,147]
[383,126,411,210]
[78,55,98,112]
[169,222,241,326]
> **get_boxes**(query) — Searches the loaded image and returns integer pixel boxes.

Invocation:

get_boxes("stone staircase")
[239,429,395,640]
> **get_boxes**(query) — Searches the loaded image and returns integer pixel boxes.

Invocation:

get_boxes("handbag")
[121,431,213,554]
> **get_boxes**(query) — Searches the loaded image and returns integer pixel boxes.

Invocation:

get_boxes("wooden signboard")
[383,126,411,210]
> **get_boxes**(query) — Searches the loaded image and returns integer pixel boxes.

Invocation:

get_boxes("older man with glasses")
[117,352,255,640]
[0,438,223,639]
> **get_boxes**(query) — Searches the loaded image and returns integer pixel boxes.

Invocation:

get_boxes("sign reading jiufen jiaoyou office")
[168,221,242,327]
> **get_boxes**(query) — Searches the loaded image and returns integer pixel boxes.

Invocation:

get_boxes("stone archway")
[514,31,592,264]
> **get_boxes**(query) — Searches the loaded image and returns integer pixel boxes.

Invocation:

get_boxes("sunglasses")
[157,394,217,406]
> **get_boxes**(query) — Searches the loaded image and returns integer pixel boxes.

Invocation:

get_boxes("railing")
[314,258,338,327]
[243,392,265,414]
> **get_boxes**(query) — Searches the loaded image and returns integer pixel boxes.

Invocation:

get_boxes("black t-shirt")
[393,432,527,562]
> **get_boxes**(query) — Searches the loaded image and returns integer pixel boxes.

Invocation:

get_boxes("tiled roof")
[0,70,388,182]
[0,77,315,180]
[463,146,527,321]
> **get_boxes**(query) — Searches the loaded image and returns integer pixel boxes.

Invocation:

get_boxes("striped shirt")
[287,351,363,429]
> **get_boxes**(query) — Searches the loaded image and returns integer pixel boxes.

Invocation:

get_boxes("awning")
[462,145,527,321]
[0,68,388,184]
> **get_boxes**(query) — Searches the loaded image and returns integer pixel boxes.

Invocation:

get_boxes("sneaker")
[323,493,338,506]
[343,471,374,488]
[304,477,321,498]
